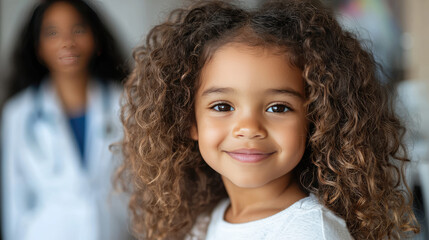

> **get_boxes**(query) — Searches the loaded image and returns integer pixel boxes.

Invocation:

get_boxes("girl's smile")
[192,43,308,189]
[224,148,276,163]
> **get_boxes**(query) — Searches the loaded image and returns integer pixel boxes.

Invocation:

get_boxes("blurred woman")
[1,0,132,239]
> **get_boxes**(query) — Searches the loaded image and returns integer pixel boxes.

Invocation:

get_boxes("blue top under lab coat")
[1,79,132,240]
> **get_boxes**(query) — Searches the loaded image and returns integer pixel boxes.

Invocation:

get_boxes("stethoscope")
[27,79,114,134]
[24,79,115,174]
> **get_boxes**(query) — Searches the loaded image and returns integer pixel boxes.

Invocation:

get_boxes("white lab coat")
[1,80,132,240]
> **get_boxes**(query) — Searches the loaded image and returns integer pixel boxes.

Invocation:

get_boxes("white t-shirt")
[187,194,352,240]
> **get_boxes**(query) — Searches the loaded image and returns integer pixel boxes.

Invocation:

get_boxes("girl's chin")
[222,175,272,189]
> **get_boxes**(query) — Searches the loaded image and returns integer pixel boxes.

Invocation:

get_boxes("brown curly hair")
[117,0,419,239]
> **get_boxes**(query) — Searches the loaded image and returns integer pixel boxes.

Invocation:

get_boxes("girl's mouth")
[225,149,275,163]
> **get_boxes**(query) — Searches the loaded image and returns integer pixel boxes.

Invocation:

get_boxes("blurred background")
[0,0,428,239]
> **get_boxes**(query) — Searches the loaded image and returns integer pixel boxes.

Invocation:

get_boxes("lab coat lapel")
[85,81,113,182]
[37,81,86,189]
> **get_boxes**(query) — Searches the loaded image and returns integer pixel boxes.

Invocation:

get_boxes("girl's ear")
[190,124,198,141]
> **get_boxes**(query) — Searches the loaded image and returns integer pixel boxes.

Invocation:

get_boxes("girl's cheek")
[199,118,228,143]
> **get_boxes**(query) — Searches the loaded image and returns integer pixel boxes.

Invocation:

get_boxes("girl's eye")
[267,104,290,113]
[211,103,234,112]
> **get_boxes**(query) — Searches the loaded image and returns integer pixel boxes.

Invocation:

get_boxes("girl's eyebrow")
[201,87,234,96]
[201,87,304,99]
[267,88,304,100]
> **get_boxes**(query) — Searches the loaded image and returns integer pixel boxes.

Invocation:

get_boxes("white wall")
[93,0,185,60]
[0,0,35,99]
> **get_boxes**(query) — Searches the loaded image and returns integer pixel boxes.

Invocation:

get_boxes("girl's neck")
[222,173,307,223]
[50,71,89,116]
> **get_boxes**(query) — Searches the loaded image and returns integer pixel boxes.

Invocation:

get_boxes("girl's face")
[192,43,308,189]
[38,1,95,75]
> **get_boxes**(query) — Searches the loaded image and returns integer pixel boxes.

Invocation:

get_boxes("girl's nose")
[232,115,267,139]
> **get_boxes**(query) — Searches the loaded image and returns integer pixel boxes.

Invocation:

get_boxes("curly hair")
[117,0,419,239]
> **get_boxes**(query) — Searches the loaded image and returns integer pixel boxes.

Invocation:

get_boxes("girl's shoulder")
[186,199,230,240]
[201,195,353,240]
[277,194,353,240]
[186,211,211,240]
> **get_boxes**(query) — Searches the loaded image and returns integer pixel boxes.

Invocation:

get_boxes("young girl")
[2,0,132,239]
[118,0,419,239]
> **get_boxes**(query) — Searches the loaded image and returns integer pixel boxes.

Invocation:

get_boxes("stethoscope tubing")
[25,79,113,164]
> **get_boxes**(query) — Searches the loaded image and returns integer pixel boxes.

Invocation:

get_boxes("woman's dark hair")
[6,0,128,99]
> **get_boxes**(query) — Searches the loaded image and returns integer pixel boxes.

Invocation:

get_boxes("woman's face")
[38,1,95,76]
[192,43,308,189]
